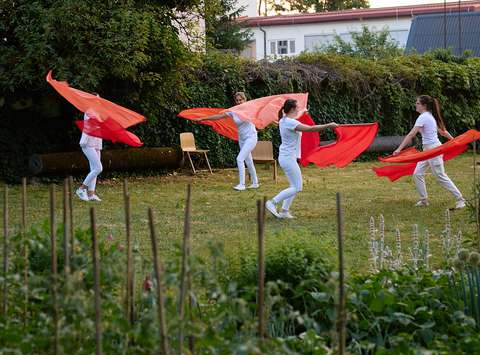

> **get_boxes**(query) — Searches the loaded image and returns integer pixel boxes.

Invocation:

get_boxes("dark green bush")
[3,10,480,183]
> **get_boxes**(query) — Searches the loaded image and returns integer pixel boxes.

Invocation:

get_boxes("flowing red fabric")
[379,130,480,164]
[372,145,468,181]
[297,112,320,166]
[302,123,379,168]
[47,71,145,146]
[178,108,238,140]
[75,117,143,147]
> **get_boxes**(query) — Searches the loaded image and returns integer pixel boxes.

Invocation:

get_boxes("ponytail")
[417,95,446,131]
[432,98,446,131]
[278,99,298,120]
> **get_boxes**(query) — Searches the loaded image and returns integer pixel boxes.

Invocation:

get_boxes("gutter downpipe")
[259,23,267,60]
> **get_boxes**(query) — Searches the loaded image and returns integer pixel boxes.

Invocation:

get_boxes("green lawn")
[3,154,478,274]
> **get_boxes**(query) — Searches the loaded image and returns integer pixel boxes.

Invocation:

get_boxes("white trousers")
[272,155,303,211]
[81,147,103,191]
[237,136,258,185]
[413,143,463,201]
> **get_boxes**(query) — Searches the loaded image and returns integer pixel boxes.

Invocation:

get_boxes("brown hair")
[417,95,446,131]
[278,99,298,120]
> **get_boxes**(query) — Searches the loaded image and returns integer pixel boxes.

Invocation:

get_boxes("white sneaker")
[265,200,279,218]
[278,211,295,219]
[247,183,260,189]
[76,188,89,201]
[233,184,246,191]
[89,194,102,202]
[455,199,466,209]
[415,200,429,207]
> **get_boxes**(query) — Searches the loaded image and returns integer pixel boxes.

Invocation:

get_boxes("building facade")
[242,1,480,60]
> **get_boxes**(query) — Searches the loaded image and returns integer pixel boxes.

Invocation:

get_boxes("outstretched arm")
[393,126,420,155]
[438,128,454,140]
[295,122,338,132]
[191,113,230,122]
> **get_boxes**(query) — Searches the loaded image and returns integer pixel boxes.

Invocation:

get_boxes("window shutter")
[289,40,295,53]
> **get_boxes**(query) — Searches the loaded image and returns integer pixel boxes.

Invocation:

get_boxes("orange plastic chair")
[251,141,277,183]
[180,133,213,174]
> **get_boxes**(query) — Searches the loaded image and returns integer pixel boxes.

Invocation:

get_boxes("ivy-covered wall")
[2,51,480,182]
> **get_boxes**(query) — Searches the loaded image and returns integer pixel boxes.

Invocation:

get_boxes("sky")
[370,0,459,7]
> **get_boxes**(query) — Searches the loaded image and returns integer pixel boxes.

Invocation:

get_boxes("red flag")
[373,144,468,181]
[379,130,480,164]
[297,112,320,166]
[75,117,143,147]
[302,123,378,168]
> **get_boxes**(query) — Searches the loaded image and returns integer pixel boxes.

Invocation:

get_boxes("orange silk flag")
[302,123,379,168]
[229,93,308,129]
[178,108,238,140]
[47,71,146,128]
[178,93,309,134]
[379,129,480,164]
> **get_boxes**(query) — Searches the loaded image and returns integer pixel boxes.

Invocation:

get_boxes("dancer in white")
[76,101,103,202]
[265,99,338,219]
[393,95,465,209]
[193,92,259,191]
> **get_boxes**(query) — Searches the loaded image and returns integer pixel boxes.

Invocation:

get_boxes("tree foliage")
[270,0,369,14]
[205,0,253,52]
[321,25,403,59]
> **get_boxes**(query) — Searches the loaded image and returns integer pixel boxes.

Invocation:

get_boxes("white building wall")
[237,0,259,17]
[250,17,413,60]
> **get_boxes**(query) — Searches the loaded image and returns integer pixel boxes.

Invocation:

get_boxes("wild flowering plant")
[366,211,464,272]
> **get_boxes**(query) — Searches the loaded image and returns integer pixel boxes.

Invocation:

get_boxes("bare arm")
[192,113,230,122]
[438,128,454,140]
[393,126,421,155]
[295,122,338,132]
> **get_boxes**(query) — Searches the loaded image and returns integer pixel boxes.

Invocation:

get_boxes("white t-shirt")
[414,111,440,145]
[227,112,257,141]
[79,112,103,150]
[279,117,302,158]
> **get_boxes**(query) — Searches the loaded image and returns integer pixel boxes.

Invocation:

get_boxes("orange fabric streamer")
[178,93,309,135]
[178,108,238,141]
[379,129,480,164]
[47,71,145,147]
[47,71,145,128]
[229,93,308,129]
[302,123,379,168]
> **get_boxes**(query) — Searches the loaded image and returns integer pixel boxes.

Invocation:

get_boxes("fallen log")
[321,136,414,153]
[29,147,183,175]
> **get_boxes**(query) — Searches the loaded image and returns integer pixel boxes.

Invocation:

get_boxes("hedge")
[1,50,480,182]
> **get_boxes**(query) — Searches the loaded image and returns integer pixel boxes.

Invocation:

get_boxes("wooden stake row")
[2,185,8,317]
[50,185,60,355]
[123,180,135,326]
[1,179,287,354]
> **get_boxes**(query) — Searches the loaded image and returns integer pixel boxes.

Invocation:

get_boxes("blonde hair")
[233,92,247,101]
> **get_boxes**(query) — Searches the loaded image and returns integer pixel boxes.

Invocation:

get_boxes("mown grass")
[2,154,477,275]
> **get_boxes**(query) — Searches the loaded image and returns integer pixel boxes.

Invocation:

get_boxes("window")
[269,39,296,55]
